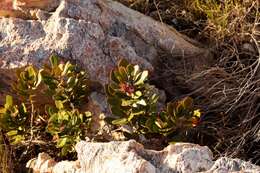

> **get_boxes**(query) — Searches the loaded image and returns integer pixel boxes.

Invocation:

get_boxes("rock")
[206,157,260,173]
[160,143,213,172]
[26,153,56,172]
[13,0,60,11]
[27,140,260,173]
[28,140,214,173]
[0,0,210,84]
[77,140,156,173]
[26,152,80,173]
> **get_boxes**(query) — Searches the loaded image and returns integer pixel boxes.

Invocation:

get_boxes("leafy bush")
[154,97,201,138]
[0,95,29,144]
[47,108,91,156]
[105,59,159,133]
[105,59,201,139]
[0,55,92,157]
[41,55,90,109]
[13,65,41,99]
[0,57,202,172]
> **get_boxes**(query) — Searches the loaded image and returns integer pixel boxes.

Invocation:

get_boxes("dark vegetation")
[0,56,201,172]
[0,56,92,172]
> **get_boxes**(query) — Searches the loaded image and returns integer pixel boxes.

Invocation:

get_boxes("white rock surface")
[27,152,80,173]
[27,140,260,173]
[205,157,260,173]
[27,140,215,173]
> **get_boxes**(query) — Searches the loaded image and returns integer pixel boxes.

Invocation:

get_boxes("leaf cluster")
[0,55,92,156]
[47,109,91,156]
[106,59,201,140]
[0,96,29,144]
[42,55,90,109]
[105,59,159,133]
[0,57,202,162]
[155,97,201,136]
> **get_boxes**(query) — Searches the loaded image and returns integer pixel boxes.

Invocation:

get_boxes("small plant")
[106,59,201,138]
[105,59,159,133]
[47,106,91,156]
[155,97,201,137]
[13,65,42,99]
[41,55,90,109]
[0,55,92,158]
[0,95,29,144]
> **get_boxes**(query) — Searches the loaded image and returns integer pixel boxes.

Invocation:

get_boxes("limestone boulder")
[27,140,214,173]
[27,140,260,173]
[206,157,260,173]
[26,153,80,173]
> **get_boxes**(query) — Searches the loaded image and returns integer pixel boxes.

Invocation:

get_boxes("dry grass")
[115,0,260,164]
[0,132,14,173]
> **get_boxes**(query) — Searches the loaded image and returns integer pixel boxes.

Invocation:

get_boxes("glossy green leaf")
[62,62,71,76]
[118,67,128,81]
[136,99,146,106]
[55,100,64,110]
[112,118,128,125]
[57,137,68,148]
[50,55,59,68]
[27,66,36,78]
[34,69,43,88]
[7,130,18,136]
[5,95,13,109]
[134,71,148,85]
[111,106,126,117]
[105,85,115,96]
[127,64,135,76]
[114,70,124,83]
[107,97,121,106]
[135,91,142,98]
[121,99,133,106]
[84,111,92,118]
[133,65,139,76]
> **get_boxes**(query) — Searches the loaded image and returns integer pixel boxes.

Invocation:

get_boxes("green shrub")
[0,95,29,144]
[41,55,90,109]
[0,57,202,167]
[0,55,92,157]
[189,0,256,41]
[47,107,91,156]
[155,97,201,137]
[13,65,41,99]
[105,59,159,134]
[106,59,201,139]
